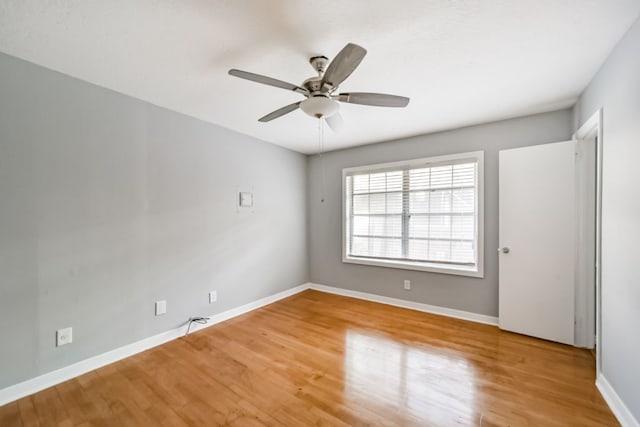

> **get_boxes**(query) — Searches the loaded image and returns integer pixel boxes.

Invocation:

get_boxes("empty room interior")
[1,1,640,426]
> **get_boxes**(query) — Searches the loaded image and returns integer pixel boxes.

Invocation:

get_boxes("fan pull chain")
[318,118,326,203]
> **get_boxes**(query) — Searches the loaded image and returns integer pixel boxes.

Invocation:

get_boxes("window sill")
[342,256,484,278]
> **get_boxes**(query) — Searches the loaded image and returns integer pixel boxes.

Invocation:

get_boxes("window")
[343,151,484,277]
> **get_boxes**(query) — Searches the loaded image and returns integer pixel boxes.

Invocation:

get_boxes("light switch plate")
[155,300,167,316]
[239,192,253,208]
[56,327,73,346]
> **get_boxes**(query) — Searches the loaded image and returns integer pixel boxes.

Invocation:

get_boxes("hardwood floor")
[0,290,617,426]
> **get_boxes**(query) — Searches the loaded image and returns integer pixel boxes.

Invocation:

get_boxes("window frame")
[342,151,484,278]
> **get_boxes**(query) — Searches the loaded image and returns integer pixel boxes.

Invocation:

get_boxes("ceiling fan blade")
[325,113,344,132]
[258,102,301,122]
[321,43,367,88]
[229,69,308,95]
[337,92,410,108]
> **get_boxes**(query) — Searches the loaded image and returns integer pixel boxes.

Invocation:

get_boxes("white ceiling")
[1,1,639,154]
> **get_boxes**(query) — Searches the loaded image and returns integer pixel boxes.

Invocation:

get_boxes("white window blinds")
[345,158,479,269]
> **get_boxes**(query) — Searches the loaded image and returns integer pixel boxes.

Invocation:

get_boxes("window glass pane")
[353,170,404,194]
[452,241,474,263]
[386,171,403,192]
[368,173,387,193]
[430,165,452,189]
[372,237,402,258]
[428,240,451,262]
[408,239,428,260]
[429,189,452,213]
[351,236,370,256]
[452,188,474,213]
[452,216,474,240]
[351,237,402,258]
[428,215,451,239]
[368,193,387,214]
[353,215,402,237]
[409,191,428,213]
[371,216,402,237]
[453,163,475,187]
[386,192,403,214]
[353,175,369,194]
[353,192,402,215]
[353,215,369,235]
[353,194,369,214]
[409,168,430,190]
[408,215,429,238]
[410,239,472,263]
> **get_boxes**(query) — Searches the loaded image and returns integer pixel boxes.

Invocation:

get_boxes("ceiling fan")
[228,43,410,131]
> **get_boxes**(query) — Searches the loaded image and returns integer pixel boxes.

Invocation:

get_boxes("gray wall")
[308,109,573,317]
[574,16,640,421]
[0,52,308,389]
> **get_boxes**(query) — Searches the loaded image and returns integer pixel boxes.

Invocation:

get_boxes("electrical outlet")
[239,192,253,207]
[404,280,411,290]
[209,291,217,304]
[155,300,167,316]
[56,327,73,347]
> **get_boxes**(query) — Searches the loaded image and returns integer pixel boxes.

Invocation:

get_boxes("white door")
[499,141,576,345]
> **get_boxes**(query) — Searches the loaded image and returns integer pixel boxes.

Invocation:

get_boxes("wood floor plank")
[0,290,619,426]
[16,396,40,426]
[0,402,23,427]
[30,387,72,426]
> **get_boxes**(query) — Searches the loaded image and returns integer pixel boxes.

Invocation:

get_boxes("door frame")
[573,108,603,375]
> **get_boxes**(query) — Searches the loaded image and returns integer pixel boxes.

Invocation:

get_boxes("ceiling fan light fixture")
[300,96,339,119]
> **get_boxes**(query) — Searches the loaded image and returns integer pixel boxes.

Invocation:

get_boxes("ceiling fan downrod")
[309,55,329,76]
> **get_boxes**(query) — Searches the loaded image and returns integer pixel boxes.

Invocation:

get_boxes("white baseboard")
[596,373,639,427]
[0,283,310,407]
[185,283,310,335]
[308,283,499,326]
[0,281,500,407]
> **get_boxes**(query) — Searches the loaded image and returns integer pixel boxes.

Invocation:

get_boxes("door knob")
[498,247,510,254]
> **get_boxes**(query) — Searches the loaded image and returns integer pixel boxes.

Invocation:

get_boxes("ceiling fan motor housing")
[302,77,325,93]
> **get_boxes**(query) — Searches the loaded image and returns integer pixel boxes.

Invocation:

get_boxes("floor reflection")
[345,329,477,424]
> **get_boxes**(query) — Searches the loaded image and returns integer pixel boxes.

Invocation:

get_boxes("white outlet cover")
[209,291,217,303]
[239,192,253,207]
[155,300,167,315]
[404,280,411,290]
[56,327,73,346]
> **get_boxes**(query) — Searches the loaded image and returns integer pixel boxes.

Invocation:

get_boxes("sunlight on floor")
[345,330,477,425]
